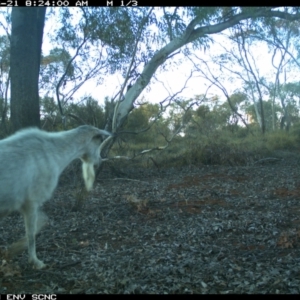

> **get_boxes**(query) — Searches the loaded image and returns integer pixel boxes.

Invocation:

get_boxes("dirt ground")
[1,152,300,294]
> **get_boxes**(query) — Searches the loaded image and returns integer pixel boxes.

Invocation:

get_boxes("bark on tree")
[10,7,46,131]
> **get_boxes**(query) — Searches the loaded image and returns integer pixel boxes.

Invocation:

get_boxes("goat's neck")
[52,132,90,172]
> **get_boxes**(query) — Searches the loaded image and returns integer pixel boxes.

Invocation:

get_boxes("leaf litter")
[0,154,300,293]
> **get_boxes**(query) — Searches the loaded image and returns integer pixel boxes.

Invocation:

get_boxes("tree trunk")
[10,7,46,132]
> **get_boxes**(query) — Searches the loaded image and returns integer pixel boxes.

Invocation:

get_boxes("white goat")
[0,125,111,269]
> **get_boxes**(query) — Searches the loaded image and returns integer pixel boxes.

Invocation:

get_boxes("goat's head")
[79,126,112,191]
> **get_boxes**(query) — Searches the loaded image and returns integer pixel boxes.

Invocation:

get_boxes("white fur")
[82,161,95,191]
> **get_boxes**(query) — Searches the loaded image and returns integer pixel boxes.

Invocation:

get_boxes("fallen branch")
[253,157,282,164]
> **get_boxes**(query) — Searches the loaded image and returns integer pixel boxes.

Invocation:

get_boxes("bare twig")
[187,53,252,134]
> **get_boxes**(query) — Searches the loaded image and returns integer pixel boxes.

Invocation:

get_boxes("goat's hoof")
[31,259,47,270]
[34,262,47,270]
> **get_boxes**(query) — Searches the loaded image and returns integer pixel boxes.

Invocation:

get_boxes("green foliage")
[89,8,137,59]
[110,93,300,169]
[289,123,300,141]
[283,82,300,99]
[125,103,159,129]
[264,130,299,150]
[4,88,300,169]
[121,102,163,144]
[67,97,106,128]
[50,8,158,76]
[40,96,57,114]
[40,96,105,131]
[42,48,74,75]
[40,47,74,92]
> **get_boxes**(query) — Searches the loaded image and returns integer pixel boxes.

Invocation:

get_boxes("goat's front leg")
[22,204,46,269]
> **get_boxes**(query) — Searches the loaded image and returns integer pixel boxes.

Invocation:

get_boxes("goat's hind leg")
[21,202,46,269]
[0,210,26,259]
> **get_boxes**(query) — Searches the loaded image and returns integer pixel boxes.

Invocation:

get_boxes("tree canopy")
[2,7,300,160]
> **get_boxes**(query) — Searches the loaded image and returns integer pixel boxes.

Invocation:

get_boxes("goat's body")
[0,125,111,268]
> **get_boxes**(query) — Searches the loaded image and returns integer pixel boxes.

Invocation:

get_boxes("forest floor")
[1,150,300,294]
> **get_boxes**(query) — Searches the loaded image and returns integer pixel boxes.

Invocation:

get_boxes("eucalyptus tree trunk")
[10,7,46,131]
